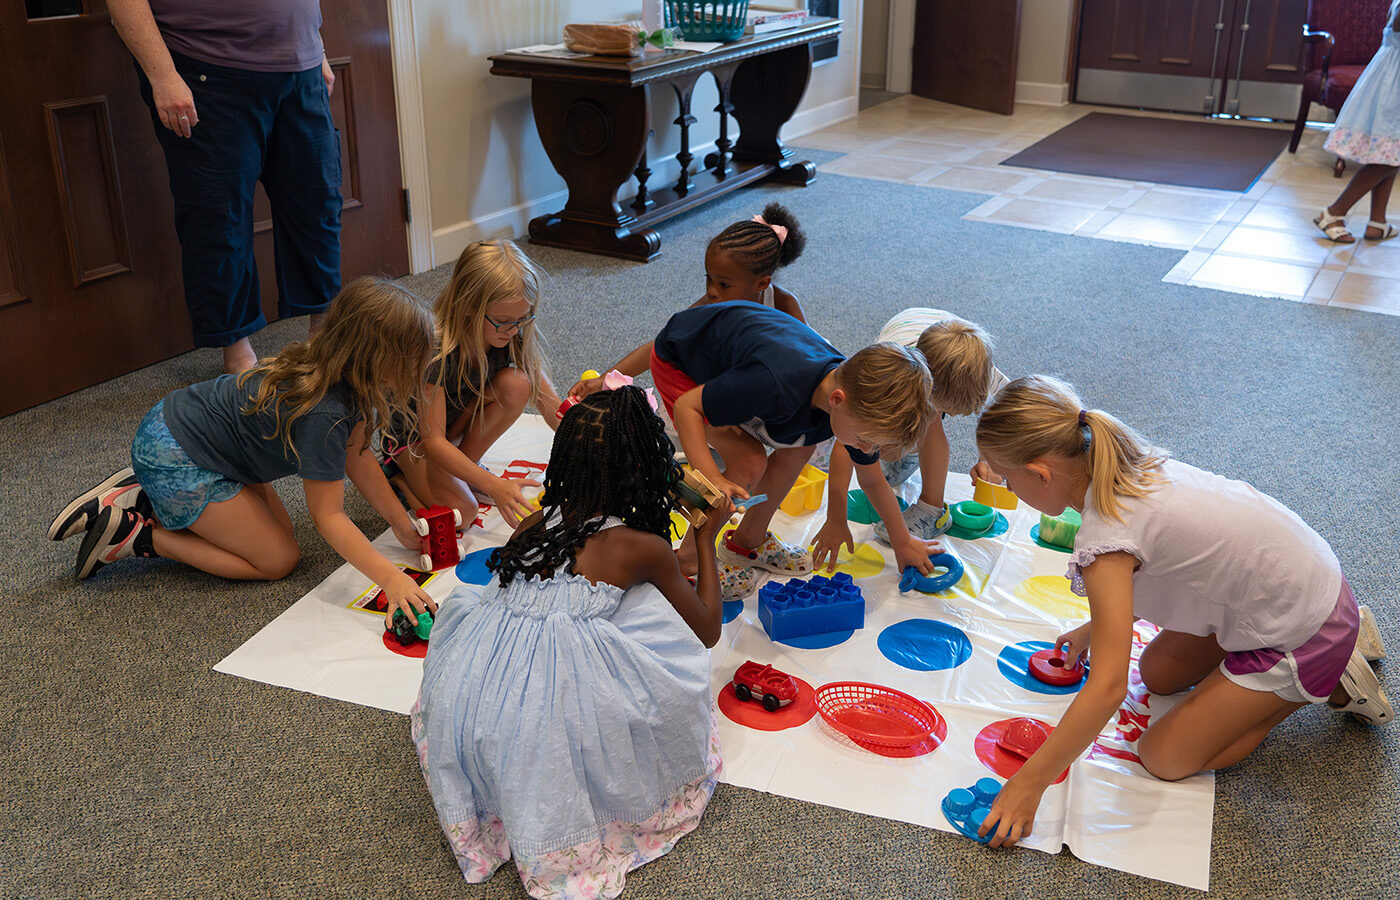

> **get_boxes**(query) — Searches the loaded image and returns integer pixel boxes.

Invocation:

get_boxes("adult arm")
[107,0,197,138]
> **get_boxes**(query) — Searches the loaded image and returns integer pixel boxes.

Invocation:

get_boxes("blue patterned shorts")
[131,400,244,530]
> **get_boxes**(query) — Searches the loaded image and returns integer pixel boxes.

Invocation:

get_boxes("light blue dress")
[1326,1,1400,166]
[411,518,718,898]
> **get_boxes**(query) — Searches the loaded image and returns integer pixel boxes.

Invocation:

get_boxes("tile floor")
[796,95,1400,317]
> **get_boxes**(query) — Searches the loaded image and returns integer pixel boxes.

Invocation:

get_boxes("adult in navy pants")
[110,0,342,375]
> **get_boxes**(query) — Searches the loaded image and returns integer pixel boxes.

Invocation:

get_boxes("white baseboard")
[783,95,859,139]
[1015,81,1070,107]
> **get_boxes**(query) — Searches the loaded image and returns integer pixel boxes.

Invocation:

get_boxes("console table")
[489,18,841,261]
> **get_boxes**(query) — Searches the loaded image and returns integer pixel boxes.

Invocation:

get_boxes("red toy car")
[732,660,799,712]
[413,504,464,571]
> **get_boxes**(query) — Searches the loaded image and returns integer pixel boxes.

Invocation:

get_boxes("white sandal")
[1314,208,1355,243]
[1364,220,1399,241]
[1358,605,1387,662]
[1329,648,1393,726]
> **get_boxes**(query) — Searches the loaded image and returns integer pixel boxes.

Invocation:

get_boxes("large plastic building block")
[413,504,464,571]
[779,464,828,516]
[898,552,964,594]
[941,777,1003,843]
[757,572,864,641]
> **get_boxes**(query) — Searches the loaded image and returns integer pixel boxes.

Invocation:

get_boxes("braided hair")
[710,202,807,277]
[488,386,681,585]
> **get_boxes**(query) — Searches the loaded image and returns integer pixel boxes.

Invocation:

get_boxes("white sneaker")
[1357,606,1387,662]
[873,500,952,544]
[1330,648,1393,726]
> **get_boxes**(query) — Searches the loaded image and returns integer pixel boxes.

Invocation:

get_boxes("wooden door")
[1221,0,1307,119]
[0,0,409,418]
[910,0,1023,115]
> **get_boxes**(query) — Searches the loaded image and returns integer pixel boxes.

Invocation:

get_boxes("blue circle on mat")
[877,619,972,671]
[722,599,743,624]
[776,629,856,650]
[997,640,1087,695]
[455,547,497,585]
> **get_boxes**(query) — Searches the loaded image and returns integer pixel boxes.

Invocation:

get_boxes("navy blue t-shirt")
[163,372,360,485]
[653,301,878,464]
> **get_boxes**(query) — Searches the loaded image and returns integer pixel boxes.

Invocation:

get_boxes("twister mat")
[214,415,1212,889]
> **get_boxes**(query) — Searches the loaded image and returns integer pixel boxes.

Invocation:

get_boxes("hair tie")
[751,214,788,244]
[1078,409,1088,426]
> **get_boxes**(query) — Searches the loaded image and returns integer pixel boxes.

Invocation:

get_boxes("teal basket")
[664,0,751,42]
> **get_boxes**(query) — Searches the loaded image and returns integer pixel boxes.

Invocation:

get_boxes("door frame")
[387,0,435,273]
[886,0,915,92]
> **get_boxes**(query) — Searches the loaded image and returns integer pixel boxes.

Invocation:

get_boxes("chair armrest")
[1302,26,1335,80]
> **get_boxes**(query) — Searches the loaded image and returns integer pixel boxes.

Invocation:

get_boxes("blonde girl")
[383,239,561,526]
[972,375,1389,848]
[55,277,438,623]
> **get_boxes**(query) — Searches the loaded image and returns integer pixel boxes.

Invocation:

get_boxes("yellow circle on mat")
[821,541,886,578]
[935,563,988,600]
[1014,575,1090,619]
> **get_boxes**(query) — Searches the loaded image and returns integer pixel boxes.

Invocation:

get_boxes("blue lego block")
[941,777,1003,843]
[757,572,865,641]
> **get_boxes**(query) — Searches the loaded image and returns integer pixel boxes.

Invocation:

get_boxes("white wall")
[860,0,888,88]
[409,1,863,269]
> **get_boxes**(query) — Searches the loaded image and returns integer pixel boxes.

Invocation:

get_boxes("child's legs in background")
[454,368,532,461]
[154,482,302,580]
[676,424,767,572]
[730,444,815,548]
[915,417,951,508]
[391,448,478,522]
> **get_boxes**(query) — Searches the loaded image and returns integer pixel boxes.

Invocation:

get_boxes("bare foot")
[222,338,258,375]
[308,311,328,338]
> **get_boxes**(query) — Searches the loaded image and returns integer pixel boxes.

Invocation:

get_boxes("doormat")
[1001,112,1288,192]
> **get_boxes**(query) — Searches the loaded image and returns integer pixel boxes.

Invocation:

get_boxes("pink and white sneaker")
[76,507,153,579]
[49,467,150,541]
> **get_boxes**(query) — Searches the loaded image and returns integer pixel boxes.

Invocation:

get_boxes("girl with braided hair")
[566,201,808,400]
[411,385,728,900]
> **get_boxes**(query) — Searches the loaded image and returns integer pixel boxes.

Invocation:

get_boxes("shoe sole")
[1337,650,1393,726]
[1357,606,1387,662]
[717,543,812,576]
[75,508,131,579]
[48,467,138,541]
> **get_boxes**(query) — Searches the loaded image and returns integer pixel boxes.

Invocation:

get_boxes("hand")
[568,375,606,400]
[811,518,853,573]
[382,571,436,626]
[710,473,750,506]
[1056,621,1093,665]
[489,475,541,527]
[893,534,943,575]
[321,55,335,97]
[970,460,1001,485]
[695,494,734,544]
[978,770,1046,848]
[151,72,197,138]
[391,516,421,551]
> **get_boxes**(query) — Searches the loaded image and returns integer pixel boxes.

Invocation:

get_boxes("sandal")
[1314,208,1355,243]
[1364,220,1399,241]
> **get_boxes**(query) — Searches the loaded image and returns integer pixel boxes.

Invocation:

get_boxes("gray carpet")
[6,160,1398,899]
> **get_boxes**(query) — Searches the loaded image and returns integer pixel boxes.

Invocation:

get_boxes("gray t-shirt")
[164,373,359,485]
[148,0,325,72]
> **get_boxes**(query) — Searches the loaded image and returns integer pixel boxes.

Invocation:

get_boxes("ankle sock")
[133,519,157,559]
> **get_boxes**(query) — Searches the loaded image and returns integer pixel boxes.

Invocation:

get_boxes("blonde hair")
[242,277,434,458]
[833,342,935,451]
[975,375,1169,522]
[915,316,995,416]
[435,239,551,423]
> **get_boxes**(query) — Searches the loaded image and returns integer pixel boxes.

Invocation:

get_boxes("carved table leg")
[703,62,741,177]
[668,72,701,196]
[730,44,817,185]
[526,80,661,260]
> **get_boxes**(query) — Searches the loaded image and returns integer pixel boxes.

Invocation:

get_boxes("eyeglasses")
[484,312,536,332]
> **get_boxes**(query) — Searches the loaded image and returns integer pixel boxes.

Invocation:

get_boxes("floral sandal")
[719,563,761,600]
[717,530,813,576]
[1364,220,1399,241]
[1314,209,1355,243]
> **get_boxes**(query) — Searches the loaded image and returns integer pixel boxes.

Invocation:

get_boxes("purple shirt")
[149,0,324,72]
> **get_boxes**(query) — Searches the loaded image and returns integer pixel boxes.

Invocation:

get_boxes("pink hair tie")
[751,214,788,244]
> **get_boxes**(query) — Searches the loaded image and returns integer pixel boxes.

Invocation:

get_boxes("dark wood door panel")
[1080,0,1223,77]
[911,0,1023,115]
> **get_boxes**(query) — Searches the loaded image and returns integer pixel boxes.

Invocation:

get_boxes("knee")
[255,541,301,580]
[1137,736,1193,782]
[489,368,532,412]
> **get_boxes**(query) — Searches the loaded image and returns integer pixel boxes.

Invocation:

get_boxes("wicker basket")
[664,0,750,42]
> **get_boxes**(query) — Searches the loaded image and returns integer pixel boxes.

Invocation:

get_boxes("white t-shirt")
[1069,459,1341,652]
[876,307,1009,407]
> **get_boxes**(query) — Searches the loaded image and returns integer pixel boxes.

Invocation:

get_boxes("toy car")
[413,504,464,571]
[731,660,799,712]
[388,608,434,646]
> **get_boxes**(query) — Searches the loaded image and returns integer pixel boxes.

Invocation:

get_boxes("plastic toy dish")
[815,681,944,753]
[942,778,1003,843]
[779,464,828,516]
[949,500,996,533]
[844,489,907,525]
[1028,647,1087,686]
[995,717,1052,760]
[898,551,964,594]
[758,573,864,641]
[973,478,1018,510]
[1031,509,1082,552]
[731,660,799,711]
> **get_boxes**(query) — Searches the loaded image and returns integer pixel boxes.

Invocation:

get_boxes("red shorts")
[650,347,700,421]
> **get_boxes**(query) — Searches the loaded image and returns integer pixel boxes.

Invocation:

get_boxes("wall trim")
[1014,80,1071,107]
[885,0,914,93]
[386,0,435,274]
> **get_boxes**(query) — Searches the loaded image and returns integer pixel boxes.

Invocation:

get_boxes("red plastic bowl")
[814,682,943,749]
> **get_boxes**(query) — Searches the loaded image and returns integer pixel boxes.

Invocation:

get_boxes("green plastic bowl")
[950,501,995,532]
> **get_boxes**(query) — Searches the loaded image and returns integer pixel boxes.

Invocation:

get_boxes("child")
[972,375,1391,849]
[568,202,807,397]
[51,278,438,624]
[1313,1,1400,243]
[411,386,726,900]
[813,308,1007,570]
[382,239,563,526]
[652,300,939,599]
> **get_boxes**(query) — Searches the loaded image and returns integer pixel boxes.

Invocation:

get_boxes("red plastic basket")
[814,682,943,749]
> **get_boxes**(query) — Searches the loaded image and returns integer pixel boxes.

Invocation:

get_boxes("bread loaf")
[563,22,644,56]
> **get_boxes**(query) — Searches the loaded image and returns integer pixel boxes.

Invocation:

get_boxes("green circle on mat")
[845,489,908,525]
[945,511,1009,541]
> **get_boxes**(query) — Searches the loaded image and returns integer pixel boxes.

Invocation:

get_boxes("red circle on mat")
[974,718,1069,784]
[718,676,818,731]
[382,630,428,659]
